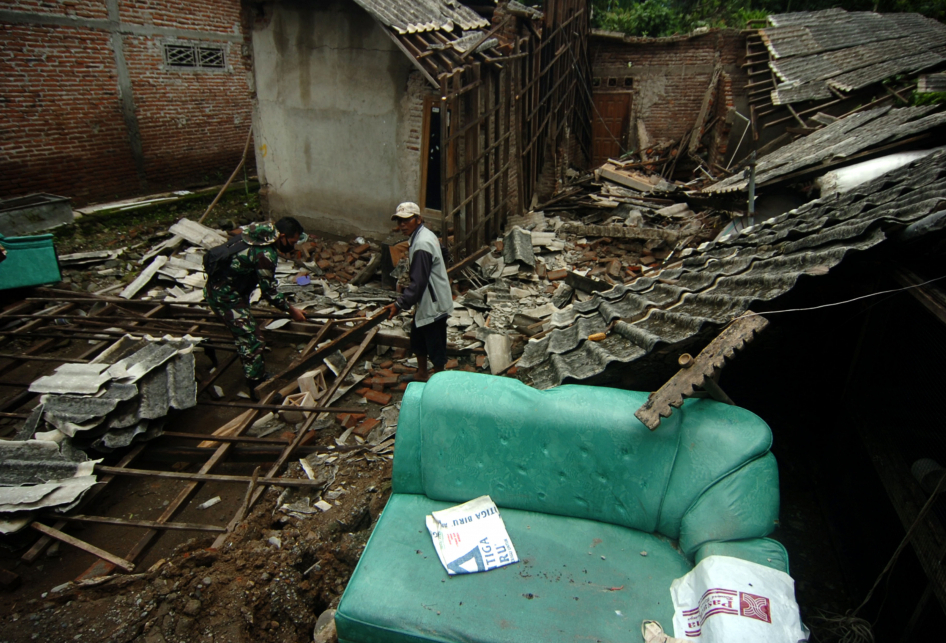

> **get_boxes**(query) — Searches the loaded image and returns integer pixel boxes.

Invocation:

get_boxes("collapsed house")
[1,3,946,641]
[247,0,592,261]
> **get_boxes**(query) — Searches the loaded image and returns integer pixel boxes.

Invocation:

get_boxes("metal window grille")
[197,46,225,69]
[165,44,197,68]
[164,43,225,70]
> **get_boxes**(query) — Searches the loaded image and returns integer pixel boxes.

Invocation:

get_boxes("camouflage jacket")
[208,223,290,311]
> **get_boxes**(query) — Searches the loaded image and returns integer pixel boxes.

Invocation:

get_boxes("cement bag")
[670,555,808,643]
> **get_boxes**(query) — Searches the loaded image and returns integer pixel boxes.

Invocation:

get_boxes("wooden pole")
[198,126,253,224]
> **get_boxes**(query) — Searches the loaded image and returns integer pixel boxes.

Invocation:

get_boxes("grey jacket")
[395,224,453,327]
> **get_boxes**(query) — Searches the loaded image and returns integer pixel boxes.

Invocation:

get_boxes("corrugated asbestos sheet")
[518,150,946,389]
[0,440,100,533]
[761,9,946,105]
[352,0,488,34]
[27,338,197,450]
[702,105,946,194]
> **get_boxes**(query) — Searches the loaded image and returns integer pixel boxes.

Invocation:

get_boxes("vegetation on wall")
[590,0,945,37]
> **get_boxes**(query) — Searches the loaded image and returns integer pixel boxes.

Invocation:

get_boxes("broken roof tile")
[761,9,946,105]
[519,150,946,389]
[29,363,111,395]
[352,0,488,34]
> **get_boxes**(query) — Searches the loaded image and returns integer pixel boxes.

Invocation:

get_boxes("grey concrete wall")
[251,0,418,238]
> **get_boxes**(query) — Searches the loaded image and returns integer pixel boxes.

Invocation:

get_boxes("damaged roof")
[352,0,488,34]
[762,9,946,105]
[702,105,946,194]
[518,150,946,389]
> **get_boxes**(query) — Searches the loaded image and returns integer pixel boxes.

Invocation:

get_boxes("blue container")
[0,233,62,290]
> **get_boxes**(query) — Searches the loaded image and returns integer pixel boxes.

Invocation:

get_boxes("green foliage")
[591,0,945,37]
[595,0,693,37]
[912,91,946,106]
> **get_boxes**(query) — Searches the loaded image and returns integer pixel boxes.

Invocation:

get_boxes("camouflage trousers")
[204,284,266,380]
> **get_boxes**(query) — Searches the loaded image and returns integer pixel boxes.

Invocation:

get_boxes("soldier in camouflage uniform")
[204,218,306,394]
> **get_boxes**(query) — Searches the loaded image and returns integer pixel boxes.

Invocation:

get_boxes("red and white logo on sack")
[684,588,772,637]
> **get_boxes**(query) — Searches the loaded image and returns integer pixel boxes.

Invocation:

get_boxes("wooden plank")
[32,522,135,572]
[212,326,380,548]
[261,309,387,391]
[197,400,363,414]
[93,465,325,488]
[162,430,290,445]
[447,246,490,276]
[57,515,226,533]
[894,267,946,327]
[77,393,273,581]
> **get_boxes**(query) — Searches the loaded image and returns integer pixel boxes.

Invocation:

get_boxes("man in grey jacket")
[382,202,453,381]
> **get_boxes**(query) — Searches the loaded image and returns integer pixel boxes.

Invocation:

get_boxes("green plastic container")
[0,233,61,290]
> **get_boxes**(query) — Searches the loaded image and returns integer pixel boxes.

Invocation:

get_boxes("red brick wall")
[591,30,746,149]
[122,34,252,188]
[0,23,141,203]
[4,0,108,19]
[119,0,242,33]
[0,0,253,207]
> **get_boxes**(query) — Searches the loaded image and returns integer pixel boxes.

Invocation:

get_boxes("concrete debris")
[168,218,228,249]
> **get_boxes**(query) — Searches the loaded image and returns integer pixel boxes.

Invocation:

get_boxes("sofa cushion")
[393,372,776,539]
[679,453,780,557]
[337,493,693,643]
[656,399,773,539]
[394,372,683,534]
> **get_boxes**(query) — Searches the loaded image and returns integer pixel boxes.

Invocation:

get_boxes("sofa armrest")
[694,538,789,573]
[679,453,780,558]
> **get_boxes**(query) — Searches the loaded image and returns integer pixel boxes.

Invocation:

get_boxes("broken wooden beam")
[634,313,769,430]
[31,522,135,572]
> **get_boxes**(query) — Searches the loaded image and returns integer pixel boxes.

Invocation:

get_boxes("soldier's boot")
[203,344,219,370]
[246,372,275,402]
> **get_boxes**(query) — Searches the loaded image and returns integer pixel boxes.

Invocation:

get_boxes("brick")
[445,358,459,370]
[379,360,394,369]
[362,389,392,405]
[352,243,370,255]
[547,269,567,281]
[352,417,380,438]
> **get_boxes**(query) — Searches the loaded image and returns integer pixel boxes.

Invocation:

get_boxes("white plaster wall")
[251,0,417,237]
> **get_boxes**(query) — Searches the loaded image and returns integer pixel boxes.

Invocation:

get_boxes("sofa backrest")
[393,372,777,548]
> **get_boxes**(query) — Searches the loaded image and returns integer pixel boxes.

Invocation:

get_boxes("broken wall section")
[590,29,747,171]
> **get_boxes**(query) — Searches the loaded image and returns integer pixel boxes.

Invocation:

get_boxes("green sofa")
[337,371,786,643]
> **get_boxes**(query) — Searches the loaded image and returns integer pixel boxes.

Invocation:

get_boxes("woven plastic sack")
[671,555,809,642]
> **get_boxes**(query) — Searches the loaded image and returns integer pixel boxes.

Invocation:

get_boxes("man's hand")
[382,303,400,320]
[288,306,306,323]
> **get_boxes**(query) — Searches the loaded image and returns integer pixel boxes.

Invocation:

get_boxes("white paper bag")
[671,555,808,642]
[425,495,519,575]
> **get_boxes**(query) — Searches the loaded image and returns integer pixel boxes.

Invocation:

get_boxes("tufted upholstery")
[337,371,784,643]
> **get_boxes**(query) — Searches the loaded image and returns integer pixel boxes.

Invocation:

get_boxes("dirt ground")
[0,189,404,642]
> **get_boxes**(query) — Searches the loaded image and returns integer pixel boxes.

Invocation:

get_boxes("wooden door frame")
[591,90,633,165]
[418,95,441,216]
